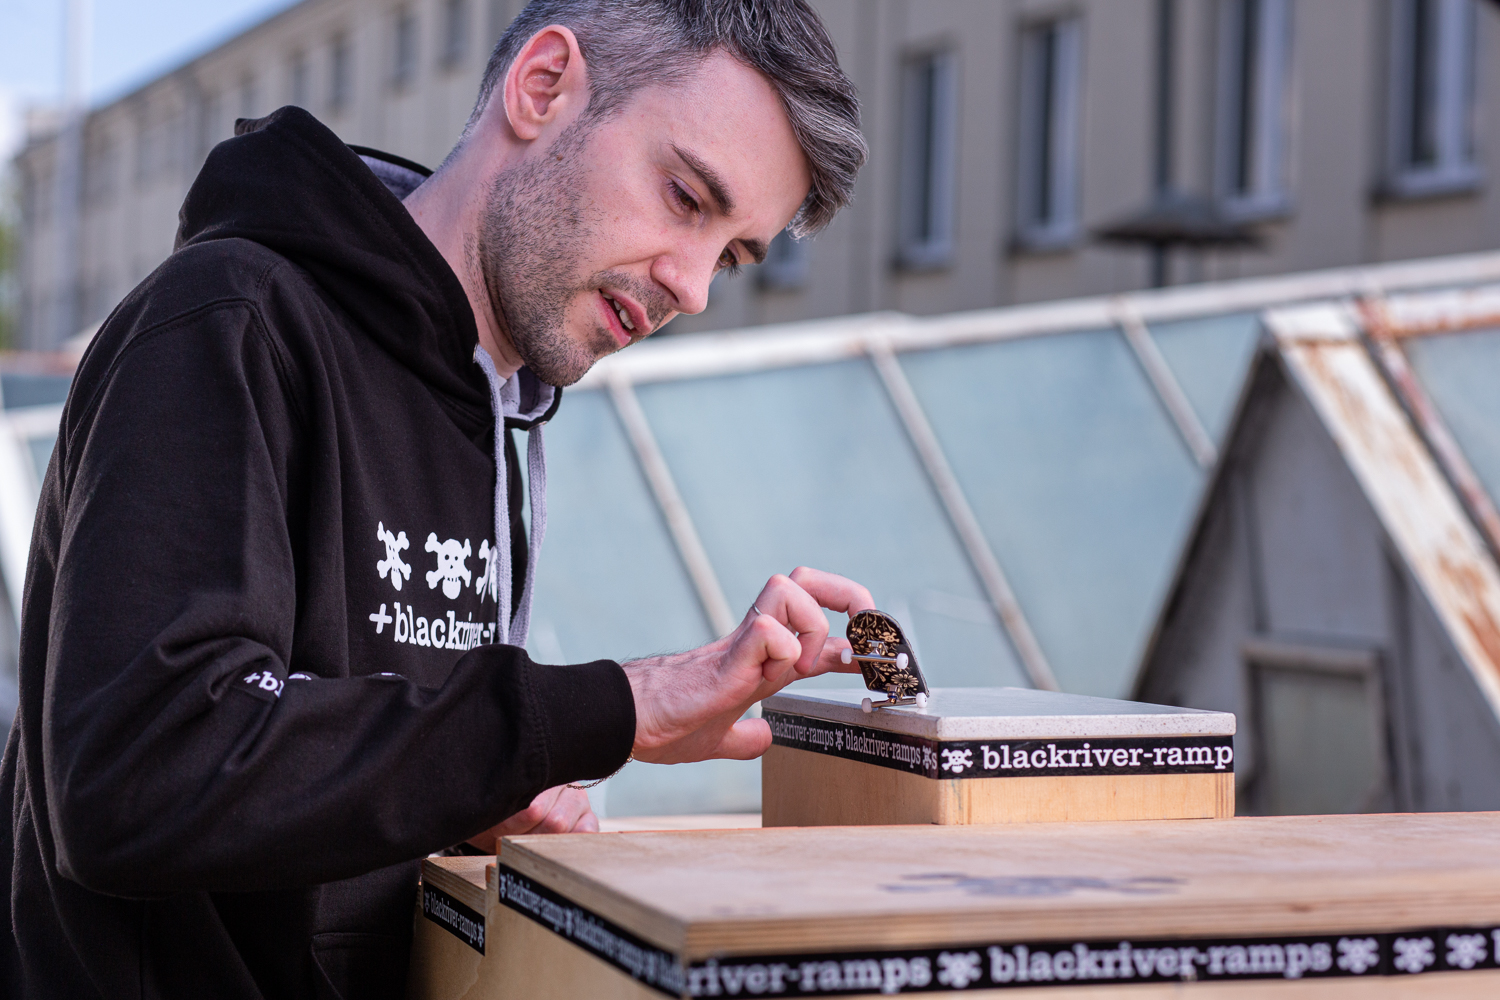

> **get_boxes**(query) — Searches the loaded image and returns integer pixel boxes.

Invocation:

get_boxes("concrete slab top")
[763,686,1237,739]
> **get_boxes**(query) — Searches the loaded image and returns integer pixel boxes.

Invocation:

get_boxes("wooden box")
[761,687,1236,826]
[408,813,1500,998]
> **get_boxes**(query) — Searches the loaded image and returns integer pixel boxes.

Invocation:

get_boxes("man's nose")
[650,251,716,317]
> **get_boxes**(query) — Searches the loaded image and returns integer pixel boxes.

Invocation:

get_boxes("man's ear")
[503,25,588,141]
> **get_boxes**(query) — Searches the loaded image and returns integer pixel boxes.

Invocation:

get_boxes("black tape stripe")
[765,710,1234,779]
[684,928,1500,995]
[495,865,684,996]
[421,882,487,954]
[490,867,1499,995]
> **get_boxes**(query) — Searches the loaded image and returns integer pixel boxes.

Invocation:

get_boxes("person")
[0,1,869,997]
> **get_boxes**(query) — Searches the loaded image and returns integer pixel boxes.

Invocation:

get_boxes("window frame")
[440,0,469,70]
[1384,0,1481,200]
[1212,0,1293,221]
[392,7,419,90]
[896,47,960,270]
[289,50,312,109]
[1013,17,1083,252]
[329,32,353,114]
[1243,638,1391,816]
[83,130,116,209]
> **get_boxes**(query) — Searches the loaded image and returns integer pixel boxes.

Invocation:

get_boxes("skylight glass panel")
[900,329,1202,697]
[526,389,711,666]
[1402,327,1500,513]
[636,359,1026,689]
[1149,311,1263,445]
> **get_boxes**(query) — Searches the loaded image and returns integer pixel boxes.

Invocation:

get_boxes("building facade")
[11,0,1500,349]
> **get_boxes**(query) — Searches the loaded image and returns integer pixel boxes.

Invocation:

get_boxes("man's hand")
[624,567,873,765]
[464,784,597,852]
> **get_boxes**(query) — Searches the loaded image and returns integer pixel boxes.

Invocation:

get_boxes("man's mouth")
[600,290,638,347]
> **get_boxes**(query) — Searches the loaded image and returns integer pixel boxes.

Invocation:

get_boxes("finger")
[537,786,592,834]
[731,611,803,686]
[572,808,600,833]
[802,635,859,677]
[788,566,876,617]
[495,785,564,836]
[707,717,773,760]
[751,574,830,673]
[747,638,858,706]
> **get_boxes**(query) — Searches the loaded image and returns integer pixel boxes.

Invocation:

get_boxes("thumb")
[706,717,773,760]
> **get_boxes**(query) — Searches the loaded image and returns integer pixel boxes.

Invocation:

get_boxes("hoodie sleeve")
[40,301,634,897]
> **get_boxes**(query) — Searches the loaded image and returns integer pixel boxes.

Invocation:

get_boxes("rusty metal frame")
[1358,291,1500,562]
[1266,301,1500,721]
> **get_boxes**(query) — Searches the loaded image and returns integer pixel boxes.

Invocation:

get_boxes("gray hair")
[466,0,866,236]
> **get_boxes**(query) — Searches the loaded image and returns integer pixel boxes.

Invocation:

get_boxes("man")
[0,1,869,997]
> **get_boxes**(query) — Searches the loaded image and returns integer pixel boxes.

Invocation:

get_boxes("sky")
[1,0,299,160]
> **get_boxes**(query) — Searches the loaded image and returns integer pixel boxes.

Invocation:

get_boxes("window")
[330,34,352,113]
[1244,640,1389,815]
[488,0,512,43]
[160,109,184,176]
[83,132,116,207]
[1015,19,1081,249]
[393,8,418,89]
[1387,0,1479,197]
[238,73,257,120]
[441,0,468,68]
[1214,0,1292,217]
[24,167,52,227]
[290,51,311,108]
[758,230,809,291]
[199,90,222,155]
[133,111,150,187]
[897,50,958,268]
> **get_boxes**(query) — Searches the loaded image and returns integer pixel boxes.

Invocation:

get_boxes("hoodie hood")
[175,106,557,433]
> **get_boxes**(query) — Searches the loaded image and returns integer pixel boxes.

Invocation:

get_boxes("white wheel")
[896,653,908,669]
[915,692,928,709]
[861,697,873,714]
[840,648,852,665]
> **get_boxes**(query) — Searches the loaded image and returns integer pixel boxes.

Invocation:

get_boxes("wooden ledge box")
[408,813,1500,999]
[761,687,1236,826]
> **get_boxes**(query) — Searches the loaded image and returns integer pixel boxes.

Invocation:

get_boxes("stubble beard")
[477,122,622,388]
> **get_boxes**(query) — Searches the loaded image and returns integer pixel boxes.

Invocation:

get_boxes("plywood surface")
[600,813,762,832]
[766,687,1235,738]
[763,745,1233,826]
[431,894,1500,1000]
[499,812,1500,958]
[423,855,489,913]
[763,743,944,826]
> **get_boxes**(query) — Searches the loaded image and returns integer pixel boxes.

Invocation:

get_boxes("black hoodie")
[0,107,635,999]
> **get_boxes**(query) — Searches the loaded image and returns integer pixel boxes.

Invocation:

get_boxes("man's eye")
[717,247,742,277]
[671,182,700,214]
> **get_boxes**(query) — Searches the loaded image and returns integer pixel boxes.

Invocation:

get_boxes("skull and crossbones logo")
[476,539,499,603]
[375,522,411,591]
[426,534,472,599]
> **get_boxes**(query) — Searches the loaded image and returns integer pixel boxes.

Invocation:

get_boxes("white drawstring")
[473,347,548,648]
